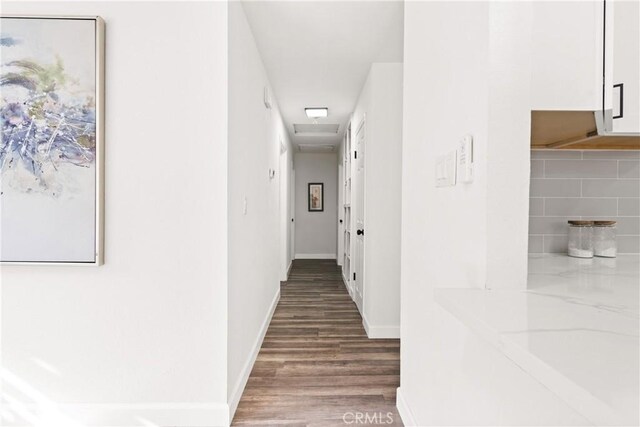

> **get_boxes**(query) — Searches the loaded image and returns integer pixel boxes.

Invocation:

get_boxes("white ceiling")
[242,1,404,151]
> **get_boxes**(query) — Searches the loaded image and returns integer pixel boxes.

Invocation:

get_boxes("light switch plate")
[457,135,473,183]
[436,151,457,187]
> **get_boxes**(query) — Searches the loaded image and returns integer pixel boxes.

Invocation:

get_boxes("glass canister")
[568,220,594,258]
[594,220,617,258]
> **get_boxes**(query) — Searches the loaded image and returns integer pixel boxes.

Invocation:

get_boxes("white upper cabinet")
[609,0,640,133]
[531,1,639,134]
[531,1,607,111]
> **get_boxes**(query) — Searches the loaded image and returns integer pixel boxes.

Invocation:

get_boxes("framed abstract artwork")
[0,16,105,264]
[308,183,323,212]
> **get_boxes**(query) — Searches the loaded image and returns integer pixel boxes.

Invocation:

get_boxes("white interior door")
[279,145,288,281]
[353,120,365,313]
[337,163,344,267]
[290,169,296,264]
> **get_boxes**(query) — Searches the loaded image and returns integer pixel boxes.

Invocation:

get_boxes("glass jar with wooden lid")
[568,220,594,258]
[593,220,617,258]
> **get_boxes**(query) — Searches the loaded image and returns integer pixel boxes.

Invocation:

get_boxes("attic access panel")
[293,123,340,135]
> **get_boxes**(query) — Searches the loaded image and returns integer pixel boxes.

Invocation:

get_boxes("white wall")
[486,3,532,289]
[399,2,531,425]
[294,153,338,258]
[227,1,292,420]
[0,2,230,426]
[351,63,403,338]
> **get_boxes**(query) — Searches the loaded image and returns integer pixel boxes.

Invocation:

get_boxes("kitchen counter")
[434,254,639,426]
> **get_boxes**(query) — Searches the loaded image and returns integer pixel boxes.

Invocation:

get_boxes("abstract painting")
[0,16,104,264]
[308,183,323,212]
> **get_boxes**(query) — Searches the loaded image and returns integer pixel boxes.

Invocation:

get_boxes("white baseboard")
[341,272,355,300]
[341,272,349,289]
[1,402,230,427]
[227,288,280,423]
[295,253,336,259]
[396,387,417,427]
[287,260,293,278]
[362,314,400,339]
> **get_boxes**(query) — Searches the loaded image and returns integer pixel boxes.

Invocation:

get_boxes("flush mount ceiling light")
[305,107,328,118]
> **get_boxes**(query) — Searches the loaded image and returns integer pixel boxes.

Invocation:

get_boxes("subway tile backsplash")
[529,151,640,254]
[544,198,618,217]
[619,160,640,179]
[544,159,618,178]
[619,198,640,216]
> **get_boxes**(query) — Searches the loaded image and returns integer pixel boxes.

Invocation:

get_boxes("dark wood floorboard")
[232,259,402,427]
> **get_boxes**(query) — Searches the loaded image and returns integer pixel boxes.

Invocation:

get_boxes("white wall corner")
[287,260,293,278]
[362,313,400,339]
[485,0,532,290]
[396,387,417,427]
[227,288,280,422]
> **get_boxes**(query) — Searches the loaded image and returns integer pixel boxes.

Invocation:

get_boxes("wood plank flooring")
[232,259,402,427]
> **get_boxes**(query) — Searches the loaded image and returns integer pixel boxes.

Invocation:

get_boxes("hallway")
[233,260,402,426]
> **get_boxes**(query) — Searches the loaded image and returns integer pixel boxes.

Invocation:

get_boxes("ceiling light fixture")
[305,107,328,119]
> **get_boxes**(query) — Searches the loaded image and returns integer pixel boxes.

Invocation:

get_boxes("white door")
[279,145,288,281]
[290,169,296,263]
[337,163,344,267]
[353,120,365,312]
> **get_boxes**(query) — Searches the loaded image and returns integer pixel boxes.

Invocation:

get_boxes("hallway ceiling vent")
[293,123,340,135]
[298,144,335,152]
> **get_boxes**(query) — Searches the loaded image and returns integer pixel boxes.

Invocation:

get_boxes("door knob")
[357,229,364,236]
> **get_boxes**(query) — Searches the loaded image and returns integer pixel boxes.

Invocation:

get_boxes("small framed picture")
[308,183,324,212]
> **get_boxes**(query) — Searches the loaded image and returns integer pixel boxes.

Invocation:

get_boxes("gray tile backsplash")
[529,216,573,235]
[528,235,544,253]
[543,235,569,254]
[618,236,640,254]
[544,198,618,216]
[529,150,640,254]
[531,150,583,160]
[619,198,640,216]
[619,160,640,179]
[581,179,640,197]
[544,159,618,178]
[529,198,544,216]
[530,179,581,197]
[582,150,640,160]
[530,160,545,178]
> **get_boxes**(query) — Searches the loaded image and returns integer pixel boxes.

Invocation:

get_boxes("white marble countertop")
[435,254,640,426]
